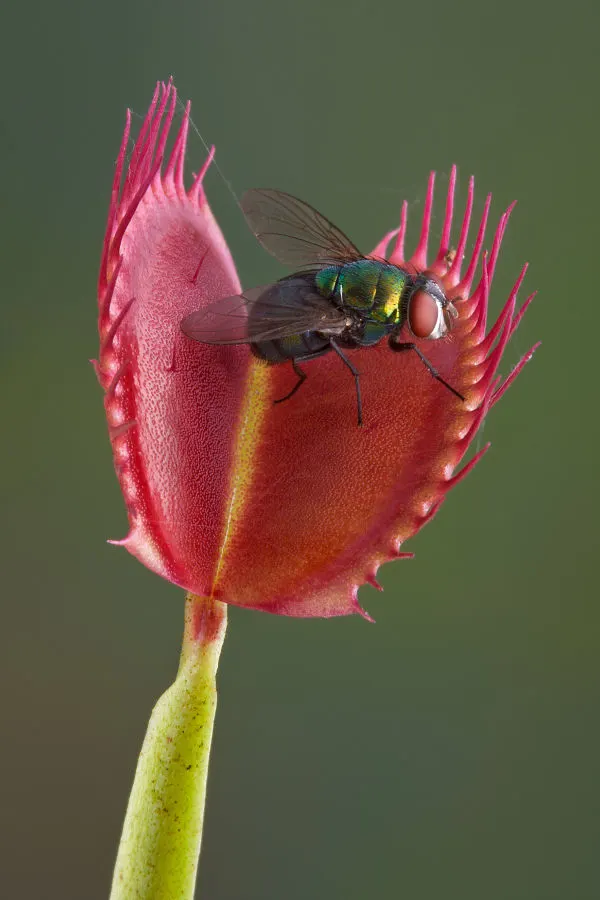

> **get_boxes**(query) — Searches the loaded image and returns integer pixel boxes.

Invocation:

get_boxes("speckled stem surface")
[109,594,227,900]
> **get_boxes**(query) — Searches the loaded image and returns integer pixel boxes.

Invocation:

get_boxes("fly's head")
[402,273,459,341]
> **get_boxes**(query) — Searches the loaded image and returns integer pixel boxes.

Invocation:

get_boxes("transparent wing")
[241,188,362,267]
[181,277,348,345]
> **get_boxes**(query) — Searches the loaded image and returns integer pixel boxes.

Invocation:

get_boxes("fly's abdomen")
[253,331,330,363]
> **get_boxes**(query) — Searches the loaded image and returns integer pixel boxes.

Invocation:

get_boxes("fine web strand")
[178,97,243,213]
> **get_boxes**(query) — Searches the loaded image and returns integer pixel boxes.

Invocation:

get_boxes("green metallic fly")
[181,189,464,425]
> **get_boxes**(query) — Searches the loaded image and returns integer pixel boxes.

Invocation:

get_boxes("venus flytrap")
[96,80,538,899]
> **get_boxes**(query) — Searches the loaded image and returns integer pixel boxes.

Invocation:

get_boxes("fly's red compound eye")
[407,289,442,339]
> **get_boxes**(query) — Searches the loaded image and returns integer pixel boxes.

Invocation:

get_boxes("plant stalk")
[109,593,227,899]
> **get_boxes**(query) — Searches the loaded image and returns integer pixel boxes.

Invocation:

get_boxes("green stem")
[109,594,227,900]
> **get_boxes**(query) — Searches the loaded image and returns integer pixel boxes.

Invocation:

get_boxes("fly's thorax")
[316,260,407,325]
[370,264,408,325]
[340,260,384,312]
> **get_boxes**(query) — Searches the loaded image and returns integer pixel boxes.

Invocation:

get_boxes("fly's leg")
[274,359,307,405]
[329,339,363,426]
[389,341,465,401]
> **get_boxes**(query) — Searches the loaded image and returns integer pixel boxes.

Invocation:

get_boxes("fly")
[181,189,464,425]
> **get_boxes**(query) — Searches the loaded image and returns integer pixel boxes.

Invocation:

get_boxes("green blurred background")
[1,0,597,897]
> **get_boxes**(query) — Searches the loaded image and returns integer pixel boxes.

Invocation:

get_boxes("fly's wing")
[181,276,348,345]
[241,188,362,268]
